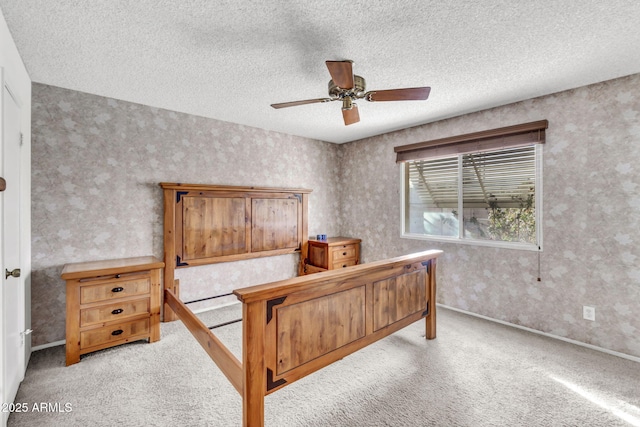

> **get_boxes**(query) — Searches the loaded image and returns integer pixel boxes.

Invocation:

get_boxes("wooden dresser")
[62,256,164,366]
[303,236,361,274]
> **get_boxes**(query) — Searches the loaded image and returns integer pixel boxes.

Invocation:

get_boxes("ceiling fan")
[270,60,431,126]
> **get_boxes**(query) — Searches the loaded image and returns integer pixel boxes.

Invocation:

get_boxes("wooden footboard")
[168,249,441,427]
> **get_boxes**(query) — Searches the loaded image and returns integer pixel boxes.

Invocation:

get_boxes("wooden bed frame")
[164,249,442,426]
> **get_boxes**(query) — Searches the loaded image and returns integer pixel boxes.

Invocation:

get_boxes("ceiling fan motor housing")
[329,75,366,98]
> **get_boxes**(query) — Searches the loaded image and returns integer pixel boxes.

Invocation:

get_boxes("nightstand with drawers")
[303,236,361,274]
[61,256,164,365]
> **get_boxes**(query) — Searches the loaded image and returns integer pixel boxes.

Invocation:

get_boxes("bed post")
[425,258,437,339]
[162,185,177,322]
[297,192,310,276]
[242,300,266,427]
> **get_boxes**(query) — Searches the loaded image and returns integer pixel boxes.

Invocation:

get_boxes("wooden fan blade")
[342,104,360,126]
[365,87,431,102]
[271,98,333,109]
[326,60,354,89]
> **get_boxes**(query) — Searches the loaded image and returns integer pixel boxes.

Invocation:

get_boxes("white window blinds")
[407,146,535,210]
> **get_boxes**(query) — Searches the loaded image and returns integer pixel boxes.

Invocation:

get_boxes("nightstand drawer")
[80,317,150,350]
[331,246,357,261]
[80,298,150,327]
[332,259,358,269]
[80,277,150,304]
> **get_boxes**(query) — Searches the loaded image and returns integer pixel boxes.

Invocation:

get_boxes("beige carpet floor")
[8,306,640,426]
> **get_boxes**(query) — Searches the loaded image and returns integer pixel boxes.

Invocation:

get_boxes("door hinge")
[20,132,24,146]
[21,329,33,345]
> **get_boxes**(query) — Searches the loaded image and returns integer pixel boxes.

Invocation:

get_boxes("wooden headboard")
[160,183,312,320]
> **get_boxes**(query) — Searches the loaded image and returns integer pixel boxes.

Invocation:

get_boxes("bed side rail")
[164,288,243,394]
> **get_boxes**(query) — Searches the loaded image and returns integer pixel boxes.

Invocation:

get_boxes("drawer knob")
[115,274,121,279]
[111,308,124,315]
[342,264,347,268]
[111,287,124,293]
[111,329,124,336]
[343,252,347,255]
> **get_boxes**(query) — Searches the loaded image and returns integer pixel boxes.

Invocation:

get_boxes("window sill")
[401,232,541,252]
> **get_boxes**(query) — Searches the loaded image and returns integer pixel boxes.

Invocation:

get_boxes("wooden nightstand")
[61,256,164,365]
[303,236,361,274]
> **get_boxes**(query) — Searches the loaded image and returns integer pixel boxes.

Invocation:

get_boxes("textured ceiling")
[2,1,640,143]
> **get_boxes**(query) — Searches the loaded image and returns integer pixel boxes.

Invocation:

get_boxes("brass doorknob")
[5,268,20,279]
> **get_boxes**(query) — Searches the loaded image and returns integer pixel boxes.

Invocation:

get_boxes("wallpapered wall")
[31,83,341,346]
[339,73,640,358]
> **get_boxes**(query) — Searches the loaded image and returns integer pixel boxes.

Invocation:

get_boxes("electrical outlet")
[583,306,595,321]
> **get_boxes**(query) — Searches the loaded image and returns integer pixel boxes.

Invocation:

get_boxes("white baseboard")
[438,304,640,364]
[32,339,65,352]
[192,300,240,314]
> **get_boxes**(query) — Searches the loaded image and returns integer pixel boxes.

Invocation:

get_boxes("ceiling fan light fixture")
[342,102,360,126]
[342,96,354,110]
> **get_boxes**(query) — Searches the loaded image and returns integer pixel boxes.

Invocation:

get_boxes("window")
[395,121,547,250]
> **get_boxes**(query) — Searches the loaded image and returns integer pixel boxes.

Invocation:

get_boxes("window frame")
[400,144,543,251]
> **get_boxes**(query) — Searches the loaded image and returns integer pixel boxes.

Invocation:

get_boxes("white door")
[1,80,25,423]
